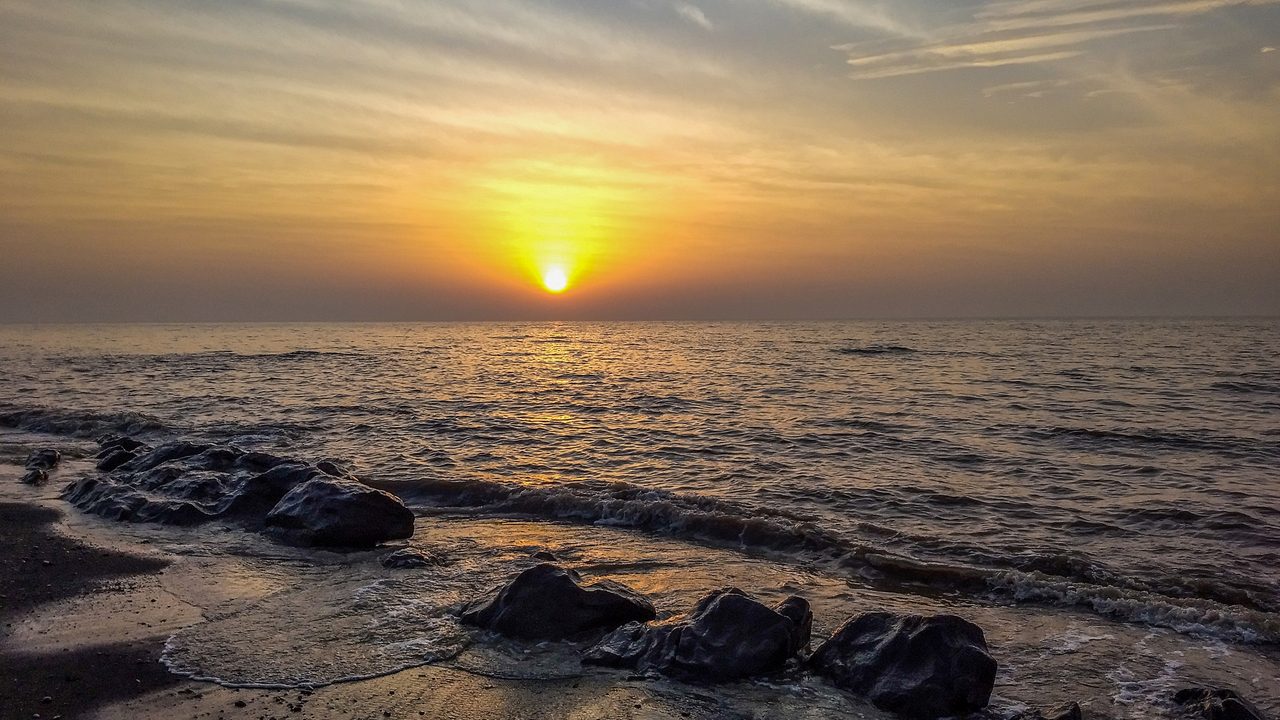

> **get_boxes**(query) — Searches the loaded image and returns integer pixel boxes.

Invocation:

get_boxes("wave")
[834,344,918,356]
[1212,380,1280,395]
[1027,425,1277,459]
[0,405,169,438]
[386,475,1280,642]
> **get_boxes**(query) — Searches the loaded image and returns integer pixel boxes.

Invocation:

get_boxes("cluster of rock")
[458,564,1272,720]
[21,448,61,485]
[459,563,996,719]
[59,435,414,548]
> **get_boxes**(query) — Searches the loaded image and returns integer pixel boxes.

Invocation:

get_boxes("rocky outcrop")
[62,435,414,548]
[584,588,811,683]
[1174,688,1267,720]
[265,477,415,548]
[460,564,656,641]
[809,612,996,720]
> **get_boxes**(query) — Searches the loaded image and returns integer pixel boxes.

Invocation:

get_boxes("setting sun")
[541,266,569,293]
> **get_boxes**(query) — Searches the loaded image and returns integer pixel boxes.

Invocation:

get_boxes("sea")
[1,320,1277,717]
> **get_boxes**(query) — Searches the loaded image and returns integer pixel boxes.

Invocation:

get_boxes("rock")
[21,469,48,485]
[117,441,211,474]
[26,449,61,471]
[1173,688,1266,720]
[460,564,655,641]
[97,435,145,456]
[809,612,996,719]
[584,588,810,683]
[96,449,137,472]
[316,460,351,478]
[265,477,414,548]
[531,550,558,561]
[382,548,441,569]
[1015,702,1083,720]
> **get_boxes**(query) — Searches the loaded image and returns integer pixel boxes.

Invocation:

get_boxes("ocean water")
[2,320,1278,715]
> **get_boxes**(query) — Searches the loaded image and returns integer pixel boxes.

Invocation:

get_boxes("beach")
[0,320,1277,719]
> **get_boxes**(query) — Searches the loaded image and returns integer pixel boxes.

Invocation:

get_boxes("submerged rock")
[265,477,414,548]
[809,612,996,720]
[382,548,442,569]
[1015,702,1084,720]
[1173,688,1266,720]
[460,563,655,641]
[26,448,61,470]
[584,588,811,683]
[20,448,61,484]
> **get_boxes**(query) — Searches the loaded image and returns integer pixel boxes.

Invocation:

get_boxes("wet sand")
[0,497,756,719]
[0,502,178,719]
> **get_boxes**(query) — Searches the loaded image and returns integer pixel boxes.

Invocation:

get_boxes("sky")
[1,0,1278,321]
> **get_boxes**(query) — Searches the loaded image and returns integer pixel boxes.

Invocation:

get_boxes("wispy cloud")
[834,0,1280,79]
[758,0,921,36]
[676,3,714,30]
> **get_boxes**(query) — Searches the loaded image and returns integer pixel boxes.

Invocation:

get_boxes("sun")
[541,266,569,293]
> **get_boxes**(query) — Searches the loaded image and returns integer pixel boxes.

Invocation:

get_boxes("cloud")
[758,0,920,36]
[834,0,1280,79]
[1264,46,1277,52]
[676,3,714,30]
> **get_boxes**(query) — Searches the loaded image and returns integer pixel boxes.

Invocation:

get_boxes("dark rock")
[97,435,145,456]
[461,564,655,641]
[118,441,211,474]
[774,595,813,655]
[265,477,414,548]
[60,476,213,525]
[1174,688,1266,720]
[583,588,810,683]
[316,460,351,478]
[26,448,62,471]
[21,468,49,485]
[96,449,137,472]
[809,612,996,719]
[1015,702,1083,720]
[217,463,320,516]
[382,548,441,569]
[184,446,245,472]
[531,550,558,561]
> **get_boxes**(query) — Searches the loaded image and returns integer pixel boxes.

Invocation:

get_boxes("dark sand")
[0,502,179,719]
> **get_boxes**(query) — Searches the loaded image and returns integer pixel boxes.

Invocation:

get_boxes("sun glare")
[542,266,569,293]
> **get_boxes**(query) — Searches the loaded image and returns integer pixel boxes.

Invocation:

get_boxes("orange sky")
[1,0,1278,320]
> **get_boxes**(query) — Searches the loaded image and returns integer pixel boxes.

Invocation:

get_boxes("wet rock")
[26,448,61,471]
[584,588,811,683]
[461,563,655,641]
[96,448,137,472]
[118,441,211,474]
[96,435,145,456]
[265,477,414,548]
[809,612,996,720]
[1014,702,1083,720]
[60,475,214,525]
[316,459,351,478]
[1173,688,1266,720]
[531,550,558,561]
[382,548,441,569]
[21,468,48,485]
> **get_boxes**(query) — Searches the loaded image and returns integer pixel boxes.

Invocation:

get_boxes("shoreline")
[0,501,179,719]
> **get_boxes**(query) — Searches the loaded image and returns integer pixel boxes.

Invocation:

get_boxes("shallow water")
[1,320,1278,715]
